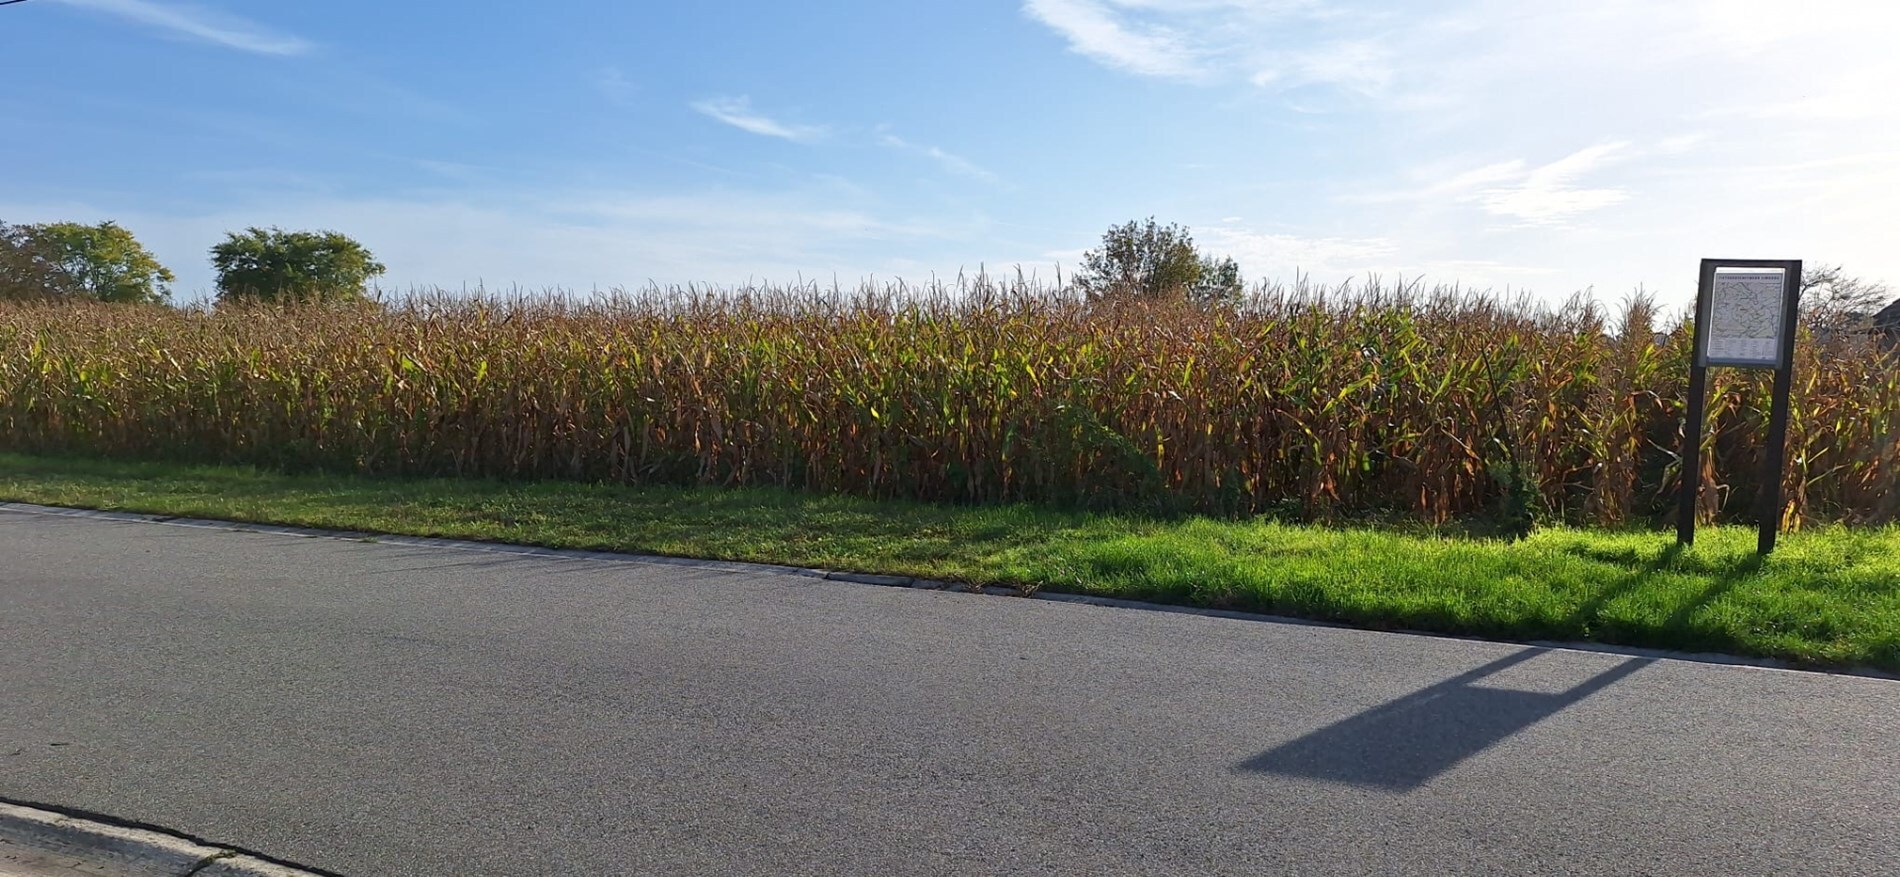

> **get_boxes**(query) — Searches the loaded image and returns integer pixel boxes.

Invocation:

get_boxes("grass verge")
[1,452,1895,671]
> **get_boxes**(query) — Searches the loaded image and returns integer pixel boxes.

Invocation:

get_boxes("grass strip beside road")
[2,453,1896,671]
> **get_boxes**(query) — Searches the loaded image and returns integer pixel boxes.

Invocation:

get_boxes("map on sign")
[1705,270,1787,366]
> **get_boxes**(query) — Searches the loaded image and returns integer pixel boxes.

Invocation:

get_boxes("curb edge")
[1,800,222,876]
[1,500,1894,682]
[0,800,334,877]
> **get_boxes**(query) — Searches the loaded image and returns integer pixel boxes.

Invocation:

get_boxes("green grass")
[2,452,1897,672]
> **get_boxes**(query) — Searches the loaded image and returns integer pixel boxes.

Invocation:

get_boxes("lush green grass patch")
[2,452,1895,671]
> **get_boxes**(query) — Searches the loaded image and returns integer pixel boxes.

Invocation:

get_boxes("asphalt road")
[1,508,1895,876]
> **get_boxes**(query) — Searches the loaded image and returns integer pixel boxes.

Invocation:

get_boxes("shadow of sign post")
[1239,649,1653,792]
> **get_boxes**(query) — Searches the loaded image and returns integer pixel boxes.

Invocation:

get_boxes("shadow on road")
[1239,648,1653,791]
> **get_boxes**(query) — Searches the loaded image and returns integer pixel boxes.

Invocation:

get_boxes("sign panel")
[1680,258,1803,555]
[1700,269,1790,368]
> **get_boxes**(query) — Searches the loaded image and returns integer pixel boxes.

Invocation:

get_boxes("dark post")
[1756,261,1802,555]
[1677,260,1717,547]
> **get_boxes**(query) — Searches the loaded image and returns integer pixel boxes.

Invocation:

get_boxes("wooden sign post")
[1677,259,1802,554]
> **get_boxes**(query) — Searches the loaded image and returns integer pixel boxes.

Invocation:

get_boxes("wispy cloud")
[1473,142,1632,226]
[1355,142,1635,227]
[1022,0,1207,80]
[54,0,312,56]
[878,134,998,183]
[596,67,637,107]
[1654,134,1704,155]
[1197,223,1399,278]
[1250,38,1393,95]
[1193,221,1560,291]
[1022,0,1391,94]
[689,96,827,142]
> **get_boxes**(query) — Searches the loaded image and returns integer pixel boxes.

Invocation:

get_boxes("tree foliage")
[0,221,73,301]
[0,220,173,304]
[1073,218,1243,306]
[1192,254,1244,305]
[211,227,386,304]
[31,221,174,304]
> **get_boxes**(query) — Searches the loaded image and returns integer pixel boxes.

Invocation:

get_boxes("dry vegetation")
[3,277,1896,527]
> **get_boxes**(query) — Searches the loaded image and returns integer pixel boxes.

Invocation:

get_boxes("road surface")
[1,508,1895,875]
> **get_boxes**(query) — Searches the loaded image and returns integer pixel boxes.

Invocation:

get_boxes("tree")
[0,220,76,301]
[1799,264,1892,334]
[1072,218,1243,306]
[211,227,386,304]
[1192,254,1244,305]
[28,221,175,304]
[1,219,174,303]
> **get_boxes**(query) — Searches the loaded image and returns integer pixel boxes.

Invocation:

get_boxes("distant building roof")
[1877,297,1900,331]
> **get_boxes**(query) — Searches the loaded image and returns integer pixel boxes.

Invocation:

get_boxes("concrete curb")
[0,801,327,876]
[1,500,1893,681]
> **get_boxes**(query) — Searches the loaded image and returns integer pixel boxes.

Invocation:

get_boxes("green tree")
[211,227,386,304]
[28,221,175,304]
[1191,254,1244,305]
[1072,218,1243,305]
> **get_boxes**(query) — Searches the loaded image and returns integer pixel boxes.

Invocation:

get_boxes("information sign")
[1680,259,1802,555]
[1702,270,1791,367]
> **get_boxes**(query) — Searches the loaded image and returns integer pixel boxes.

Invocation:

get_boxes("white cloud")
[689,96,827,142]
[1409,260,1558,285]
[1412,161,1526,200]
[1655,134,1703,155]
[1474,142,1633,226]
[1189,222,1567,293]
[878,134,998,183]
[596,67,637,107]
[1022,0,1208,79]
[1250,38,1392,95]
[1023,0,1392,93]
[1347,142,1633,227]
[1296,1,1900,300]
[1196,223,1398,278]
[53,0,312,56]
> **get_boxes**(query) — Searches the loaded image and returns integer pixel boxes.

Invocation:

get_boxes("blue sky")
[3,0,1897,306]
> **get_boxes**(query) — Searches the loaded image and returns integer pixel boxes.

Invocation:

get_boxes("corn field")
[2,278,1896,527]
